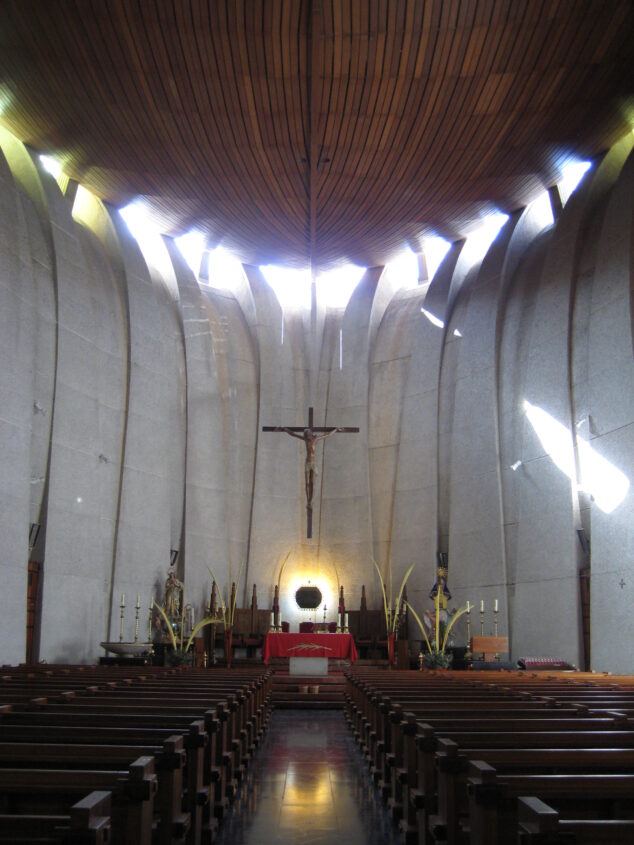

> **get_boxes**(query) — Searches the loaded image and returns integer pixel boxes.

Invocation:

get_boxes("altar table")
[262,632,358,665]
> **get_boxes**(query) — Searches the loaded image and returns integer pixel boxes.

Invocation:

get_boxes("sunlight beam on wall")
[523,400,629,514]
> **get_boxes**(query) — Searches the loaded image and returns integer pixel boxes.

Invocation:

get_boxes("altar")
[262,632,358,666]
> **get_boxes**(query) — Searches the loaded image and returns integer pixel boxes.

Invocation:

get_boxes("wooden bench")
[0,739,188,845]
[517,795,634,844]
[468,762,634,845]
[0,789,111,845]
[0,758,155,845]
[431,739,634,845]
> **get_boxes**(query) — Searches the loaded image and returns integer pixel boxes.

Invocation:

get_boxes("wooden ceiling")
[0,1,632,271]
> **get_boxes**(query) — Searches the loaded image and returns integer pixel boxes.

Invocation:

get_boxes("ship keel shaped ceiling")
[0,0,632,271]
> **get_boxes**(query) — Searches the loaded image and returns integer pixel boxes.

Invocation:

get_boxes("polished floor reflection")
[215,709,402,845]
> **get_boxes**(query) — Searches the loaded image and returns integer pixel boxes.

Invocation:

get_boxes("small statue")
[183,603,195,638]
[164,568,183,618]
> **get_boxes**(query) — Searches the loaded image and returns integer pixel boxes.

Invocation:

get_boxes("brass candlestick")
[134,595,140,643]
[119,594,125,642]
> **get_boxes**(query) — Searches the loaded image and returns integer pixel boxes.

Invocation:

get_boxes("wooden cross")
[263,406,359,537]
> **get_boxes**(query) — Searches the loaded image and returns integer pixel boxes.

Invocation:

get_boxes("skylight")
[175,230,205,276]
[39,154,62,178]
[460,212,509,267]
[206,246,246,291]
[316,265,365,309]
[385,247,419,289]
[422,235,451,282]
[119,201,172,279]
[558,160,591,207]
[260,265,312,310]
[528,191,554,229]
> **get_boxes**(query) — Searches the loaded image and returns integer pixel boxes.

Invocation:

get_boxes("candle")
[270,611,275,627]
[480,600,484,612]
[466,601,471,613]
[121,593,125,606]
[136,594,140,609]
[494,599,499,612]
[344,613,349,629]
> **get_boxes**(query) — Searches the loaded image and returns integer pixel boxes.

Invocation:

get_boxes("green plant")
[421,650,453,669]
[406,585,470,668]
[372,558,416,636]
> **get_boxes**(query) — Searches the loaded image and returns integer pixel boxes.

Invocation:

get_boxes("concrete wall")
[0,128,632,669]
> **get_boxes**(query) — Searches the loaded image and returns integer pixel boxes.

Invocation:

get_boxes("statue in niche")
[164,568,183,618]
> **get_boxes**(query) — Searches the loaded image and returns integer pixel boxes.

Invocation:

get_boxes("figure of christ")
[263,407,359,537]
[277,426,344,509]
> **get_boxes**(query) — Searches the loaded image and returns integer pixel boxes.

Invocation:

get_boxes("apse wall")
[0,129,632,670]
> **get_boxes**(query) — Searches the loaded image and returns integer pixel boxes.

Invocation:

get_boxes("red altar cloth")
[262,632,358,665]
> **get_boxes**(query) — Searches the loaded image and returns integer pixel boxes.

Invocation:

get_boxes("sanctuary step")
[271,665,346,709]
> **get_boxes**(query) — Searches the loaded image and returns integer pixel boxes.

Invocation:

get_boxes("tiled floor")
[215,709,402,845]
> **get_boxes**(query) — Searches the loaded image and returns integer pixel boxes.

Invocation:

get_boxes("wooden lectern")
[470,635,509,662]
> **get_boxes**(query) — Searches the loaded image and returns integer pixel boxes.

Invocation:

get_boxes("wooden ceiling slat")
[0,0,631,268]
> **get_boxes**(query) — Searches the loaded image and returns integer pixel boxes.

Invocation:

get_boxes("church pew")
[0,740,188,845]
[0,758,156,845]
[517,795,634,844]
[430,739,634,845]
[467,762,634,845]
[0,672,272,827]
[0,720,208,845]
[1,705,232,823]
[407,725,634,845]
[35,689,263,809]
[0,789,111,845]
[376,705,623,810]
[344,670,634,843]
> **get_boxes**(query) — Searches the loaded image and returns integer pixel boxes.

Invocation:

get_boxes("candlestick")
[480,602,484,636]
[134,598,140,643]
[494,601,500,661]
[323,604,327,622]
[119,596,125,642]
[465,601,472,660]
[148,598,153,641]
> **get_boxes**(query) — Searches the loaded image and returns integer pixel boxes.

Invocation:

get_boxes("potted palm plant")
[372,559,416,666]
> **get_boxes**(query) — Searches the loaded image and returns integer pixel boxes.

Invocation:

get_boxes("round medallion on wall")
[295,585,322,610]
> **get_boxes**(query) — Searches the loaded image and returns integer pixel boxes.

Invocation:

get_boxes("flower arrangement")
[406,580,469,669]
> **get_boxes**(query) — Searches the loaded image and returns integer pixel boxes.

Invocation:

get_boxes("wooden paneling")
[0,0,631,270]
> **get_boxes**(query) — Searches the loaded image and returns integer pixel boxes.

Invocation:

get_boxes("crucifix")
[263,406,359,538]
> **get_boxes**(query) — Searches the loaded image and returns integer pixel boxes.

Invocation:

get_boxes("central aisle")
[215,709,402,845]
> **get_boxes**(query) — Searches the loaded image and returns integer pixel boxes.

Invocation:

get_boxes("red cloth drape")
[262,632,358,664]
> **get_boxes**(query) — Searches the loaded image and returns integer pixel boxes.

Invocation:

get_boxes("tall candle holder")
[465,601,472,661]
[480,601,485,636]
[148,599,154,641]
[119,594,125,642]
[494,599,499,660]
[134,595,140,643]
